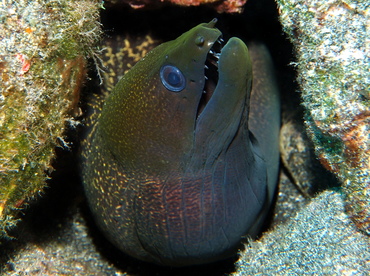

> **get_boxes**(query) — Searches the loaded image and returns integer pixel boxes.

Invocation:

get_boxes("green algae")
[0,0,102,238]
[277,0,370,234]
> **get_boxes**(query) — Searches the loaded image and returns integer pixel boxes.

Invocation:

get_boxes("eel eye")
[160,65,186,92]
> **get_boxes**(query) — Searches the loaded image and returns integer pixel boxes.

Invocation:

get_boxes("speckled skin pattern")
[81,20,280,266]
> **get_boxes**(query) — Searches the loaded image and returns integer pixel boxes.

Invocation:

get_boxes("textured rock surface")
[235,191,370,275]
[277,0,370,234]
[0,0,102,237]
[280,116,338,198]
[105,0,248,13]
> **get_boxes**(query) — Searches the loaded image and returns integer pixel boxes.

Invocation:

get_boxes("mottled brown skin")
[82,20,280,266]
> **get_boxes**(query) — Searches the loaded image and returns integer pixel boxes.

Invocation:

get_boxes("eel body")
[82,19,280,266]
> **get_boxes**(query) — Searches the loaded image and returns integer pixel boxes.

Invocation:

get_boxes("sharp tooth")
[218,37,224,43]
[209,50,215,55]
[203,90,207,94]
[205,65,209,69]
[214,53,220,59]
[205,76,208,80]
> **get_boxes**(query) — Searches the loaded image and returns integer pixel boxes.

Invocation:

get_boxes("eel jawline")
[196,36,223,119]
[192,37,252,167]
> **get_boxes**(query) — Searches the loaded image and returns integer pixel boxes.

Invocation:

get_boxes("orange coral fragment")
[25,27,34,34]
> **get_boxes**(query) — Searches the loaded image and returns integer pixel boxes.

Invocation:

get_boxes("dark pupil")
[167,72,180,86]
[160,64,185,92]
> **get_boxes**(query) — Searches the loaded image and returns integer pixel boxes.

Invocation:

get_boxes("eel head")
[99,19,252,176]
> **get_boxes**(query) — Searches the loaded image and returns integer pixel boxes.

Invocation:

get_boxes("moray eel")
[82,19,280,266]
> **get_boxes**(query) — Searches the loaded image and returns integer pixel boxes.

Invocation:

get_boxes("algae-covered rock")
[0,0,102,237]
[276,0,370,234]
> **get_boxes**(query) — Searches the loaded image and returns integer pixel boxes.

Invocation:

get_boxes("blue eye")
[160,65,186,92]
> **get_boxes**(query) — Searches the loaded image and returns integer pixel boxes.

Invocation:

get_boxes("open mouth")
[196,36,224,118]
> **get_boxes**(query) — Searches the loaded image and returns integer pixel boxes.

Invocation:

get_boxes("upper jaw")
[197,36,224,119]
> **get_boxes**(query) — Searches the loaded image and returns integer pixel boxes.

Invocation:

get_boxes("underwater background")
[0,0,369,274]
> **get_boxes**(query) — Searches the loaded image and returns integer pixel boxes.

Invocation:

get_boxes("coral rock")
[277,0,370,234]
[106,0,248,13]
[0,0,102,238]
